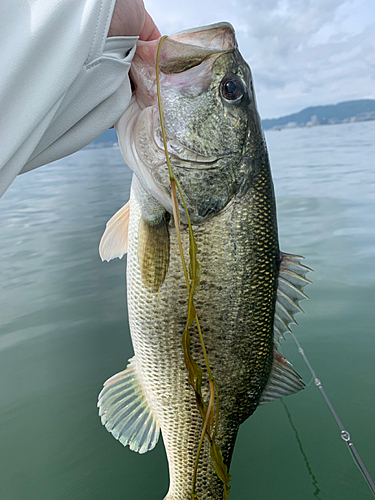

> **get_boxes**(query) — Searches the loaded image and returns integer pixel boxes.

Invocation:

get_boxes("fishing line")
[281,400,322,499]
[289,331,375,497]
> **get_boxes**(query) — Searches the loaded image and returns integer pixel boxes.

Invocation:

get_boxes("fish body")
[98,23,310,499]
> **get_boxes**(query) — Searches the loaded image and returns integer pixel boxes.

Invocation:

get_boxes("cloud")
[146,0,375,117]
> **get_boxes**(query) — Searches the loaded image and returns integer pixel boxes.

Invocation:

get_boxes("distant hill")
[262,99,375,130]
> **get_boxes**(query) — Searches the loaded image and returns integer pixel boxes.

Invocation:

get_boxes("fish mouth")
[152,128,224,170]
[152,127,222,168]
[169,22,237,50]
[132,22,238,170]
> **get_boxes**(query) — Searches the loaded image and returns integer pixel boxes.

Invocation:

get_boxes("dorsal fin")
[259,350,304,404]
[274,252,312,343]
[99,201,130,262]
[98,357,160,454]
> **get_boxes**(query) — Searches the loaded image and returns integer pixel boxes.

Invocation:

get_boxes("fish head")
[116,22,264,223]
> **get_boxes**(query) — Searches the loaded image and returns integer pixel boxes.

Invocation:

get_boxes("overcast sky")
[146,0,375,118]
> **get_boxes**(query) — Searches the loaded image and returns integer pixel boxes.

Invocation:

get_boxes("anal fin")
[98,357,160,454]
[260,350,304,404]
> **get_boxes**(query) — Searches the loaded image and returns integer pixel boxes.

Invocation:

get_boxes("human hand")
[108,0,160,41]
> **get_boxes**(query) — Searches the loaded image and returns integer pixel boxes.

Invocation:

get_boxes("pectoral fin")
[99,201,130,262]
[138,214,170,292]
[259,351,304,404]
[98,357,160,454]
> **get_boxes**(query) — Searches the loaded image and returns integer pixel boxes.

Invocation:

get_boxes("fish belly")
[127,172,279,499]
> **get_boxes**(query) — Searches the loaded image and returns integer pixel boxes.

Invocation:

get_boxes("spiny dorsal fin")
[274,252,312,343]
[99,201,130,262]
[138,214,170,292]
[97,357,160,454]
[259,351,304,404]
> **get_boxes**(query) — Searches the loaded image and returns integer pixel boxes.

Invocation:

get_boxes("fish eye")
[221,75,245,103]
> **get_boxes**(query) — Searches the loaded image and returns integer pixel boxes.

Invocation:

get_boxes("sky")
[146,0,375,118]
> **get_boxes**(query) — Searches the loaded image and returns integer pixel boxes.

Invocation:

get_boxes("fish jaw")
[116,22,253,223]
[129,23,236,112]
[168,22,237,49]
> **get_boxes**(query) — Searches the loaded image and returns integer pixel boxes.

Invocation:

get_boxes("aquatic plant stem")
[155,36,189,286]
[173,180,215,381]
[156,36,213,377]
[192,379,215,498]
[156,35,230,499]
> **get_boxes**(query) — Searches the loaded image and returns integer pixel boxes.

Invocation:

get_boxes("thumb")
[139,11,161,41]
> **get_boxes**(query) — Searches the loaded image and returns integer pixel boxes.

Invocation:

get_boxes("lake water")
[1,120,374,500]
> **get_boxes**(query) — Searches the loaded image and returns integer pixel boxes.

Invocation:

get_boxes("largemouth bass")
[98,22,311,499]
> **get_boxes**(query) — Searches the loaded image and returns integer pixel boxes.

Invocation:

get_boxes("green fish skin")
[98,22,309,500]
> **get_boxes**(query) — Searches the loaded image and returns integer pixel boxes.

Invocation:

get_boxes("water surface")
[1,121,374,499]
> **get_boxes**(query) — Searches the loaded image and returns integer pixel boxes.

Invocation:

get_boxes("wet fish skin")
[99,22,307,500]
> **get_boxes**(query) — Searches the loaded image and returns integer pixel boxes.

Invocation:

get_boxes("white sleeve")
[0,0,138,197]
